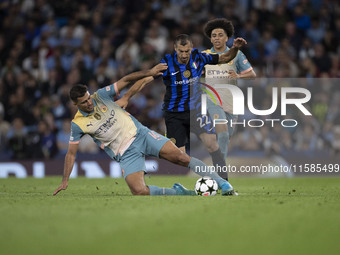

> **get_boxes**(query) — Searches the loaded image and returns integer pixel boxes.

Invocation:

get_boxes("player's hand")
[233,37,247,49]
[53,181,68,196]
[149,63,168,76]
[228,70,239,78]
[116,96,129,109]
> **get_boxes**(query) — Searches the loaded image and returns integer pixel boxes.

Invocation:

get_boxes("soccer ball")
[195,177,218,196]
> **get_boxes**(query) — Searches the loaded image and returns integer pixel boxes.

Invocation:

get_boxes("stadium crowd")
[0,0,340,160]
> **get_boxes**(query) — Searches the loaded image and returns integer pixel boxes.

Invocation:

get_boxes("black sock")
[209,149,228,181]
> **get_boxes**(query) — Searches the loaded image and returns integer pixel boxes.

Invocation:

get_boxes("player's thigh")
[164,111,189,148]
[119,142,147,178]
[144,129,169,157]
[190,110,216,140]
[145,129,191,164]
[207,103,228,133]
[125,171,149,195]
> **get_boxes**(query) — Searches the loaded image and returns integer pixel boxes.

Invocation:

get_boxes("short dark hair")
[174,34,192,46]
[204,18,234,38]
[70,84,88,102]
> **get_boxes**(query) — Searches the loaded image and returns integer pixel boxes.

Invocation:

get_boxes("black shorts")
[164,111,190,148]
[164,110,215,148]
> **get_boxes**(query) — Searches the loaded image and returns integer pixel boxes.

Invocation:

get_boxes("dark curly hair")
[203,18,234,39]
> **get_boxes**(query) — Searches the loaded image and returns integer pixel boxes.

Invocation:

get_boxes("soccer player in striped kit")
[160,34,246,183]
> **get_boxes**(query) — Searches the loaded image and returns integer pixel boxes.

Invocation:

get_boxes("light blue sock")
[148,185,176,195]
[188,157,226,188]
[217,131,230,159]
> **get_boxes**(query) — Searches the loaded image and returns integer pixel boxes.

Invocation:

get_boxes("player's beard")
[180,57,189,64]
[87,104,94,112]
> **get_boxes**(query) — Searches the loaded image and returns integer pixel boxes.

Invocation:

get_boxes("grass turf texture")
[0,177,339,255]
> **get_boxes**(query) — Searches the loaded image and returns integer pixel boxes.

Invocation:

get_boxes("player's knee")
[205,141,219,152]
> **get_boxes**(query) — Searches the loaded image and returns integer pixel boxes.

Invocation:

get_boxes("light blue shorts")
[118,126,169,178]
[206,99,237,137]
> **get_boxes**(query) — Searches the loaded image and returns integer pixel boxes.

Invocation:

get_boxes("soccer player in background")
[202,18,256,179]
[53,64,235,196]
[160,34,247,181]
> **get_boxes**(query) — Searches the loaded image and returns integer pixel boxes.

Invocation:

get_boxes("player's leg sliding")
[148,184,195,195]
[159,140,234,196]
[188,157,234,196]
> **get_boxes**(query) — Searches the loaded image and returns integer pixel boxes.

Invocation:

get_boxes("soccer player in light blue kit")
[53,64,235,196]
[202,18,256,180]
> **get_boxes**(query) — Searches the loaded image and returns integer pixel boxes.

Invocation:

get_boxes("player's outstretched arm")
[218,37,247,64]
[116,76,154,109]
[115,63,167,92]
[53,143,79,196]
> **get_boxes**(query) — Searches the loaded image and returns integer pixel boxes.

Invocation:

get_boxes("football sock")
[188,157,226,188]
[209,149,228,181]
[217,131,230,159]
[148,185,176,195]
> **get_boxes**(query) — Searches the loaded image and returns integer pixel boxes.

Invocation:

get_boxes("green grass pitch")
[1,176,339,255]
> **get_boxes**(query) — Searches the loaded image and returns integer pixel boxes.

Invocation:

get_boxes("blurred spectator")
[161,0,183,24]
[59,17,85,41]
[285,22,303,57]
[312,44,332,75]
[306,17,325,44]
[312,92,328,125]
[95,63,112,88]
[116,35,140,69]
[0,103,10,153]
[144,20,168,57]
[330,56,340,78]
[295,125,320,151]
[293,4,311,32]
[22,51,49,83]
[236,127,262,151]
[93,46,117,78]
[7,118,28,159]
[183,0,208,26]
[269,4,291,40]
[298,38,315,60]
[261,30,279,60]
[239,20,260,62]
[321,30,338,55]
[1,57,21,79]
[332,126,340,156]
[37,119,58,158]
[51,95,70,128]
[299,57,316,77]
[56,119,71,155]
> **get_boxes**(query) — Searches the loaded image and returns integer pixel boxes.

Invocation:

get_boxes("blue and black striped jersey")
[161,48,219,112]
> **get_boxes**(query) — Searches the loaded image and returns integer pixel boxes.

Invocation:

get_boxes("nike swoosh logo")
[171,71,179,75]
[87,124,93,127]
